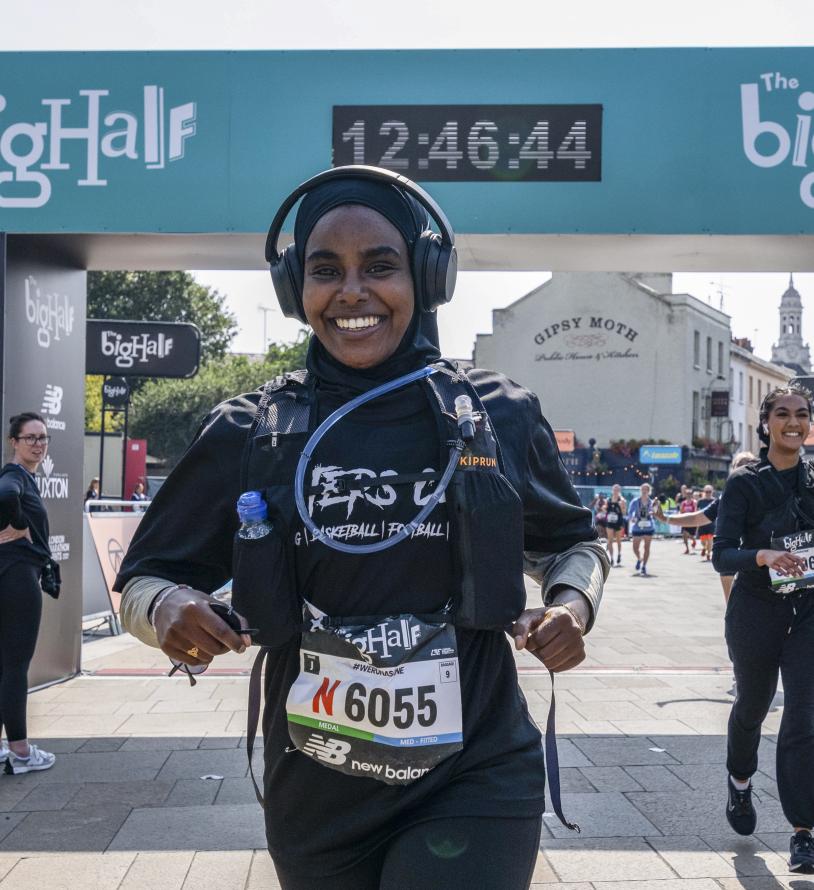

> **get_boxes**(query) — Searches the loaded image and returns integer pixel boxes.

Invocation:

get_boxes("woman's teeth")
[334,316,381,331]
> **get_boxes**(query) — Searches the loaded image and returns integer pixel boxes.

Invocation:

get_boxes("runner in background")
[677,486,698,554]
[627,482,658,577]
[590,492,608,545]
[604,484,627,567]
[696,484,718,562]
[664,453,756,602]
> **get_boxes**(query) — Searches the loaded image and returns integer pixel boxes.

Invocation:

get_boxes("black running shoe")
[726,776,756,835]
[790,830,814,873]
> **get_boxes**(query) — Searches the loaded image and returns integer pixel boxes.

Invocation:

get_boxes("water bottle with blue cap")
[237,491,273,540]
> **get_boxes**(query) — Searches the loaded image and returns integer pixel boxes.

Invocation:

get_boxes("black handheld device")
[210,600,258,637]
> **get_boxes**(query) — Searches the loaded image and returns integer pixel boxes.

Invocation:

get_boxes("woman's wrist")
[149,584,192,628]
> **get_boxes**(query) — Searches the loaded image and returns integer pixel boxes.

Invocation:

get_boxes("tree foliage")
[87,271,237,363]
[130,335,309,468]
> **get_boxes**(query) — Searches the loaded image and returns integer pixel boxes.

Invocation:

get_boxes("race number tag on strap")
[605,513,619,525]
[286,604,463,784]
[636,519,653,532]
[769,530,814,594]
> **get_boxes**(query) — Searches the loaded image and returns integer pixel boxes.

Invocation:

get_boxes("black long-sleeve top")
[0,464,51,567]
[712,458,801,597]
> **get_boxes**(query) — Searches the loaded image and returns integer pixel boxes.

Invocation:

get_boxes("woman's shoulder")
[463,366,541,418]
[197,388,267,443]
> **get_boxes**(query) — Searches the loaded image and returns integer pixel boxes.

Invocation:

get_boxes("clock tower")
[771,275,811,375]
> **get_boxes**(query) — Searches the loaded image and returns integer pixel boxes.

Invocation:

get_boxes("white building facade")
[474,273,731,448]
[730,341,792,455]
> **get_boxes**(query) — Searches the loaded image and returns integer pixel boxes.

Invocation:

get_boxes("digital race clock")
[332,105,602,182]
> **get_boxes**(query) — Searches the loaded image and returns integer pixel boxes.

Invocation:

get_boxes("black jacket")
[0,464,51,567]
[712,454,814,596]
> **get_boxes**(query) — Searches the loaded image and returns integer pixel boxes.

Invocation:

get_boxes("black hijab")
[294,176,443,395]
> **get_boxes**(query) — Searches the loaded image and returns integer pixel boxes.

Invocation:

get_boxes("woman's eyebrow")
[305,248,339,263]
[360,246,402,260]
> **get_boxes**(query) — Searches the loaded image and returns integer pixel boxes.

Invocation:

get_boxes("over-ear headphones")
[265,165,457,324]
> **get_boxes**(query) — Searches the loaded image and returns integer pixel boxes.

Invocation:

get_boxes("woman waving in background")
[713,385,814,873]
[0,413,57,775]
[115,167,609,890]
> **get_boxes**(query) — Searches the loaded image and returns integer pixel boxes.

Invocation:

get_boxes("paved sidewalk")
[0,537,807,888]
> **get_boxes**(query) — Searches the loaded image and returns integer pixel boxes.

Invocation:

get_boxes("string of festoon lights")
[567,463,654,480]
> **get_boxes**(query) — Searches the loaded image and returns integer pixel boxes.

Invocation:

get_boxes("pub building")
[473,273,797,461]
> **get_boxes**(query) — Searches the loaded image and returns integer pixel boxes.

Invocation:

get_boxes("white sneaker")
[0,743,7,763]
[5,744,55,775]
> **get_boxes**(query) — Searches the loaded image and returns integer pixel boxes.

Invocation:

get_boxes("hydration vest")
[231,361,527,648]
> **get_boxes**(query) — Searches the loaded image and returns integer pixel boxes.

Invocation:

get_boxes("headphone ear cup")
[270,245,307,324]
[412,232,456,312]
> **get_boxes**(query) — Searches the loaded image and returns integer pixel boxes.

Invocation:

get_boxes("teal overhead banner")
[0,48,812,235]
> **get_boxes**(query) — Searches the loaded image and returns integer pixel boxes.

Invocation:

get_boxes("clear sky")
[5,0,813,365]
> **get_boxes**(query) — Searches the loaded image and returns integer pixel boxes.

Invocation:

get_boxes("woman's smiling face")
[767,393,811,452]
[302,205,415,369]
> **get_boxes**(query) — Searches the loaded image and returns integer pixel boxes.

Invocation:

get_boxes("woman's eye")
[368,262,395,275]
[310,266,338,278]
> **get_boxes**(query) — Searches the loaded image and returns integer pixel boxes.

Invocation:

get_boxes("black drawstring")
[544,670,580,833]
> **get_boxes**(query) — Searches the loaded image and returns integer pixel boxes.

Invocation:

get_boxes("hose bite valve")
[454,395,476,443]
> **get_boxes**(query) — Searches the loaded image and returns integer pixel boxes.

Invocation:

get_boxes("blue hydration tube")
[294,365,464,554]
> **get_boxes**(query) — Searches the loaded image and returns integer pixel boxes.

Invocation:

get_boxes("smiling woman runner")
[115,166,609,890]
[713,384,814,874]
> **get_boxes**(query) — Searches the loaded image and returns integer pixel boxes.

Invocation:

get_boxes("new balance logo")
[42,385,62,415]
[41,385,66,431]
[302,734,351,765]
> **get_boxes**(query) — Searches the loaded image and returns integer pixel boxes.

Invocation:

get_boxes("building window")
[718,341,724,376]
[692,391,699,439]
[748,424,754,451]
[739,421,743,446]
[729,367,734,394]
[749,375,754,405]
[693,331,700,368]
[739,371,744,403]
[706,336,712,372]
[758,379,762,404]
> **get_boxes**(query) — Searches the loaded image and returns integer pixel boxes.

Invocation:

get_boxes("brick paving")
[0,537,806,888]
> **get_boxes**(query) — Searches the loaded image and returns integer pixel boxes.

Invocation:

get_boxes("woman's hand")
[757,549,808,577]
[0,525,31,545]
[153,587,251,667]
[512,605,586,672]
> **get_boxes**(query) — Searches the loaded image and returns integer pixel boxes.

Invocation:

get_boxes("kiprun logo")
[740,72,814,208]
[37,455,69,500]
[41,384,66,431]
[0,86,197,208]
[25,277,75,348]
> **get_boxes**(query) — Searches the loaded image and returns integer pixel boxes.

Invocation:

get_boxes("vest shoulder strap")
[426,361,508,473]
[239,371,312,491]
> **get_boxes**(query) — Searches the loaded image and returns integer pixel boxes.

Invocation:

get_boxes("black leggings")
[726,587,814,828]
[273,815,542,890]
[0,561,42,742]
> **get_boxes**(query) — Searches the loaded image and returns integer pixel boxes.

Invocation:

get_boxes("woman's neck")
[767,443,800,471]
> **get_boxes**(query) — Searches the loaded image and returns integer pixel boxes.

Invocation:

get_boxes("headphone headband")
[264,165,455,264]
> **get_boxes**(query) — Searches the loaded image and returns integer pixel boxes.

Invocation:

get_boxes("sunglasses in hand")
[167,601,258,686]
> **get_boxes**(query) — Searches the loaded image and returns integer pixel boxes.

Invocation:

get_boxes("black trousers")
[726,587,814,828]
[273,815,543,890]
[0,560,42,742]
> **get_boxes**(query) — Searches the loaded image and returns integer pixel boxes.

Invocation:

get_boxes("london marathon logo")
[741,70,814,209]
[0,86,197,208]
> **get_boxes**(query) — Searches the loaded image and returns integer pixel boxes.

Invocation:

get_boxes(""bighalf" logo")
[741,71,814,208]
[0,86,196,208]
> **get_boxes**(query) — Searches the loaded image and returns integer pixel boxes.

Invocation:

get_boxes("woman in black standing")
[713,384,814,872]
[0,413,56,774]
